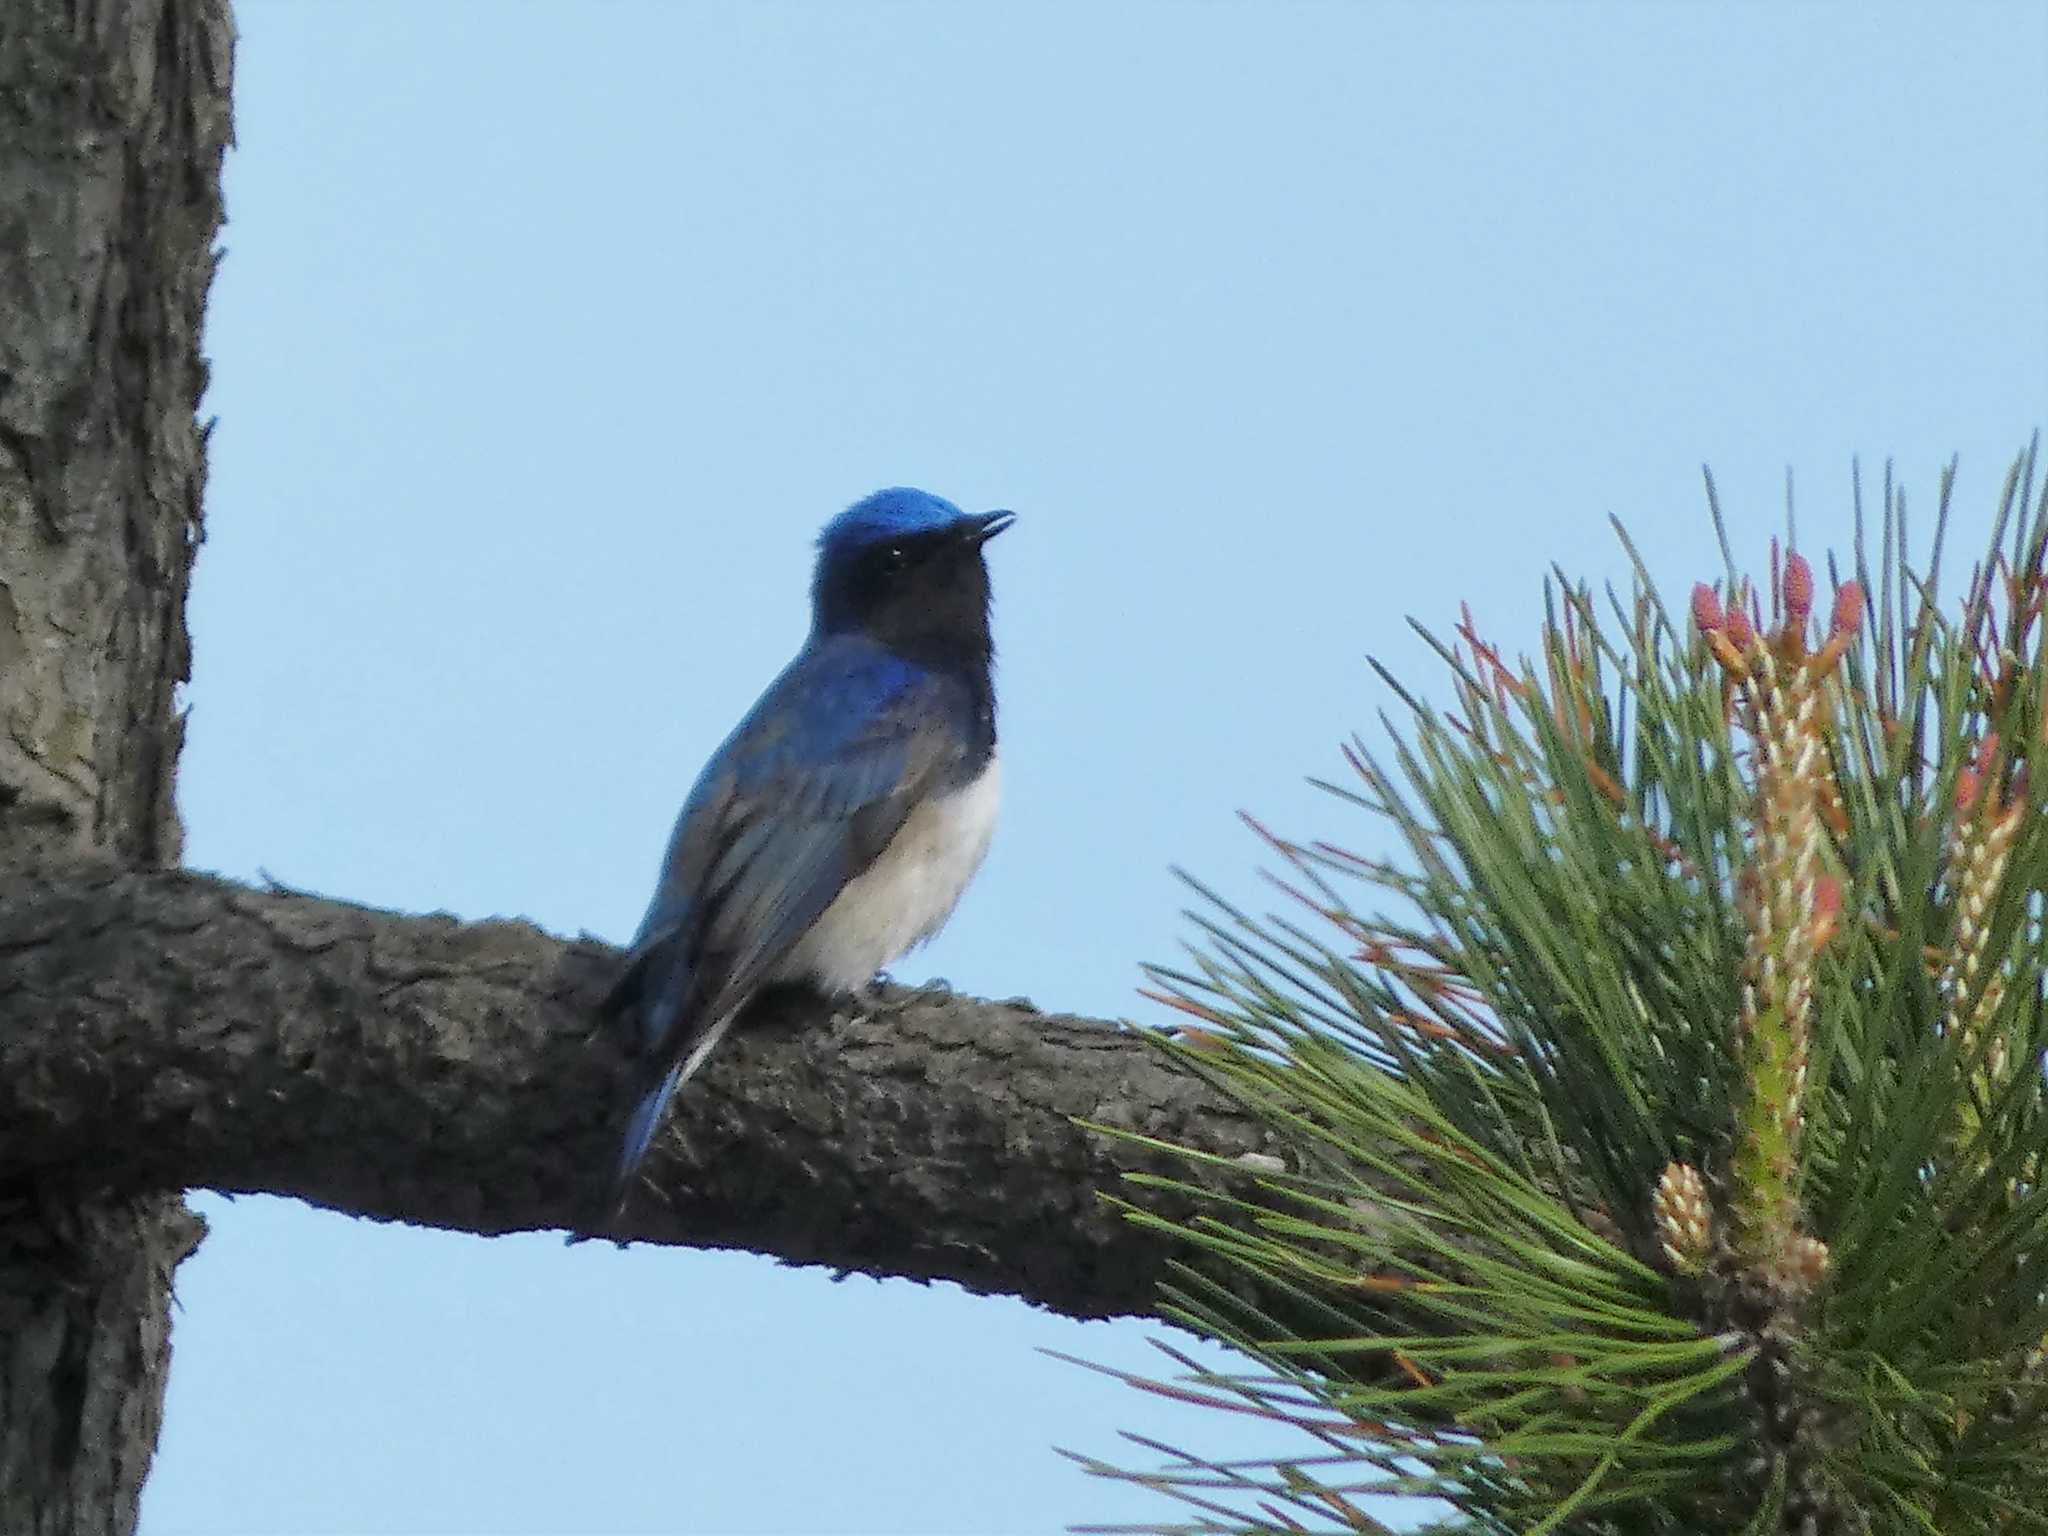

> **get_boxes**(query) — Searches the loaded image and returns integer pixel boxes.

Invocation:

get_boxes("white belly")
[779,753,1002,992]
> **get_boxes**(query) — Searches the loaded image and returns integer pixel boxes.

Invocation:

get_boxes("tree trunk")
[0,2,232,1531]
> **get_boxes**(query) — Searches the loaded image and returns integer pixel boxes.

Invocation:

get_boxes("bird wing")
[600,636,971,1210]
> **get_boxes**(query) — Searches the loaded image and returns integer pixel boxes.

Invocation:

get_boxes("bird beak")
[967,510,1016,545]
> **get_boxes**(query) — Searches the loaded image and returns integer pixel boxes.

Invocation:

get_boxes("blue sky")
[142,3,2046,1532]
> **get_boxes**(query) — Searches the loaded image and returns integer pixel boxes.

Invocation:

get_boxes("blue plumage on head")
[817,488,968,558]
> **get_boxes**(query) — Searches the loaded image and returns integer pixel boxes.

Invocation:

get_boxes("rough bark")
[0,2,232,1532]
[0,859,1279,1318]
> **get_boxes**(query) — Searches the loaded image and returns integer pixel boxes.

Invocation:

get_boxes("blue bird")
[598,487,1014,1222]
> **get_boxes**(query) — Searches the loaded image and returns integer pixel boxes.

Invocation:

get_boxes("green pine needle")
[1081,444,2048,1534]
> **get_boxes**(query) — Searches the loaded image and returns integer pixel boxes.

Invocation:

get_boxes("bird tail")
[598,1008,742,1226]
[605,1061,687,1220]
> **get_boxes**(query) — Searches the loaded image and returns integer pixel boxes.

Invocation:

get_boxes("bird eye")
[884,545,908,570]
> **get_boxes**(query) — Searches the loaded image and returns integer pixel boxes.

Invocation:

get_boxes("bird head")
[811,488,1014,666]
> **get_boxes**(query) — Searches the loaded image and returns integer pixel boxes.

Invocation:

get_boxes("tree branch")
[0,861,1278,1319]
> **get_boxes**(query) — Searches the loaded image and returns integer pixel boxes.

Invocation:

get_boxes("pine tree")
[1080,449,2048,1534]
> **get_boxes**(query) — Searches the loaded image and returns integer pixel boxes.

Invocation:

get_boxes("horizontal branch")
[0,861,1281,1319]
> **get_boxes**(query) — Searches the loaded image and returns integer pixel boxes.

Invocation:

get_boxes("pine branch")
[0,858,1284,1320]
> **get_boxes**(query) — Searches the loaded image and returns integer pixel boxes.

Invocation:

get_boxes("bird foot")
[837,979,888,1025]
[841,974,955,1025]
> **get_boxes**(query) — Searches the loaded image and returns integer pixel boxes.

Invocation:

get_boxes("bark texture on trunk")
[0,861,1280,1320]
[0,2,231,1532]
